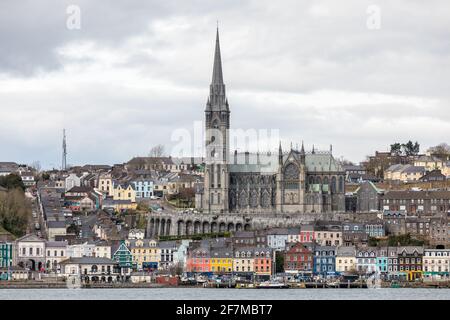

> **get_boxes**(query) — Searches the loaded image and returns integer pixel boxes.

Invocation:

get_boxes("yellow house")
[441,165,450,177]
[384,164,404,181]
[414,156,444,171]
[233,248,255,273]
[113,182,136,202]
[336,246,356,273]
[125,239,160,270]
[98,173,113,196]
[210,248,233,273]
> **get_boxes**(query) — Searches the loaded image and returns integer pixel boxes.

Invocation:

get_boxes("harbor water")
[0,288,449,300]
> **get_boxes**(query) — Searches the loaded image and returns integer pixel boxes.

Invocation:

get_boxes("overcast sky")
[0,0,449,169]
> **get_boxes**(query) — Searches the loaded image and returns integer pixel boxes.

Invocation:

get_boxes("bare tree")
[30,161,41,173]
[148,144,165,158]
[428,143,450,161]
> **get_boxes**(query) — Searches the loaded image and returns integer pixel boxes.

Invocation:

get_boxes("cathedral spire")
[212,26,224,85]
[301,140,305,154]
[278,141,283,165]
[208,26,227,110]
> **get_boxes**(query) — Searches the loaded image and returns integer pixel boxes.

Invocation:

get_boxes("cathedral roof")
[228,152,278,173]
[283,150,343,173]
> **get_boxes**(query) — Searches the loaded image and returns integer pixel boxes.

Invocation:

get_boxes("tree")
[275,251,284,273]
[0,174,25,191]
[67,223,80,235]
[149,144,166,157]
[0,189,30,237]
[402,140,420,156]
[339,158,355,166]
[168,262,184,276]
[389,141,420,156]
[41,172,50,181]
[30,161,41,173]
[427,143,450,161]
[390,143,402,156]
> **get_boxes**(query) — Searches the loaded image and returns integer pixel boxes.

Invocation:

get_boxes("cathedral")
[196,28,346,215]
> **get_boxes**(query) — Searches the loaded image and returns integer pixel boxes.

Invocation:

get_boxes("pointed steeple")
[278,141,283,165]
[312,144,315,154]
[300,140,306,164]
[208,26,227,110]
[212,27,224,85]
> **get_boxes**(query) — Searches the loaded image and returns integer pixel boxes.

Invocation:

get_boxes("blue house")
[313,246,336,277]
[376,247,388,275]
[132,178,154,199]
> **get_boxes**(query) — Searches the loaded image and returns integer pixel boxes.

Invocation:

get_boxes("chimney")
[245,152,250,165]
[234,150,237,164]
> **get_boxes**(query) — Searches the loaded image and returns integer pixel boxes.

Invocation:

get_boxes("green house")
[112,240,134,269]
[0,242,13,280]
[0,242,13,268]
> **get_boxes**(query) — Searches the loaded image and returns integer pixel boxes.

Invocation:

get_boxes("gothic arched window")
[331,176,337,193]
[315,176,322,185]
[239,191,248,208]
[284,163,299,180]
[250,189,258,208]
[339,176,344,193]
[261,190,270,208]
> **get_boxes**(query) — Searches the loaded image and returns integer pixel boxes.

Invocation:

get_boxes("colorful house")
[186,246,210,273]
[113,241,134,275]
[98,173,113,196]
[376,247,389,274]
[335,246,356,274]
[423,249,450,280]
[397,246,424,281]
[253,248,272,277]
[284,242,314,274]
[125,239,160,270]
[112,182,136,203]
[356,247,377,274]
[132,178,154,199]
[299,225,315,243]
[210,247,233,273]
[233,248,255,274]
[0,242,13,269]
[313,246,336,277]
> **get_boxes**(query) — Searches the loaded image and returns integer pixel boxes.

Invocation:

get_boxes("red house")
[284,242,314,274]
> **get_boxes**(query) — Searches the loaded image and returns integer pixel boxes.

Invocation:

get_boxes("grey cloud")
[0,0,449,168]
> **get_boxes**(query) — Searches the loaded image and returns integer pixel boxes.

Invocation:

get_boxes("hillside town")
[1,141,450,288]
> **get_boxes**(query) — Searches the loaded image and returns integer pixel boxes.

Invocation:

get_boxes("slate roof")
[383,190,450,200]
[60,257,117,265]
[48,221,66,229]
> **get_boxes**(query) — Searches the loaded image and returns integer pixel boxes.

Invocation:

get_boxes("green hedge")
[159,231,231,241]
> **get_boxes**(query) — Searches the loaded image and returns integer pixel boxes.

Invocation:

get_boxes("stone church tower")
[203,28,230,214]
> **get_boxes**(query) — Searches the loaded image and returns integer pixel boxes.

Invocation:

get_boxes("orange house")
[253,248,272,276]
[186,247,211,273]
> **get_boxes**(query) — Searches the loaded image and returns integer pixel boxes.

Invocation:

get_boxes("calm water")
[0,288,449,300]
